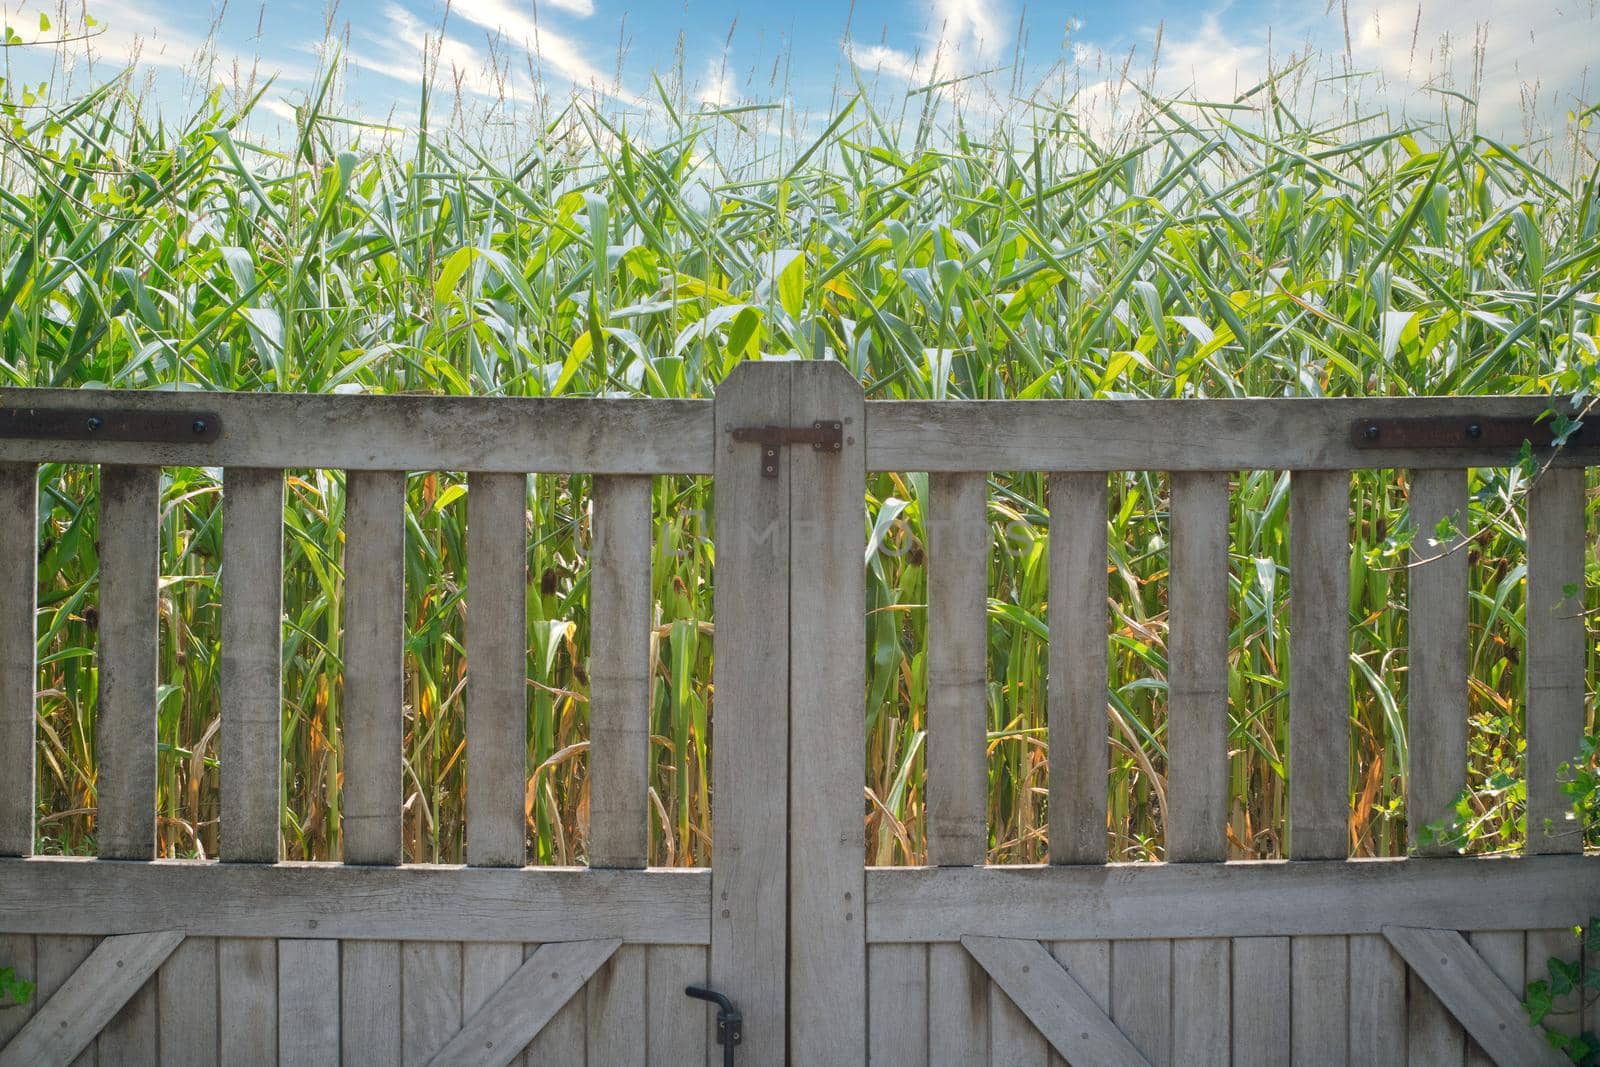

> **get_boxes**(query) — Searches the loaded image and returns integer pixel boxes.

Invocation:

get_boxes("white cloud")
[445,0,608,88]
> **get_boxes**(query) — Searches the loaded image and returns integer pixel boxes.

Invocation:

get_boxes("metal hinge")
[0,407,221,444]
[729,420,843,478]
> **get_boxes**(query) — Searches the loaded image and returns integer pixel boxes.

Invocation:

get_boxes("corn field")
[3,48,1599,867]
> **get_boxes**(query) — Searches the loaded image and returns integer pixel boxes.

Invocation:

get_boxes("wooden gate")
[0,361,1597,1064]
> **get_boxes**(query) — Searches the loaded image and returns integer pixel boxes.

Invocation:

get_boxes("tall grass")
[3,24,1599,865]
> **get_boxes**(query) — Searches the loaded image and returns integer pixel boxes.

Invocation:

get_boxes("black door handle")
[685,985,742,1066]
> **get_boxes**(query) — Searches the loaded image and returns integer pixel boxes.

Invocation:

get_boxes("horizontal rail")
[0,389,714,473]
[0,858,710,944]
[865,854,1600,943]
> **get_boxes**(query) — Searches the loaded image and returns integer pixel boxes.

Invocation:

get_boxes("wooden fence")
[0,360,1595,1065]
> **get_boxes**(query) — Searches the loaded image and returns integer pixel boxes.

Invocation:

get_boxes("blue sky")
[3,1,1595,138]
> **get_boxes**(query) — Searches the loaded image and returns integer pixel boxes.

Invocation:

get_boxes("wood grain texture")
[963,936,1151,1067]
[219,938,276,1067]
[34,937,97,1067]
[1347,934,1406,1065]
[0,934,34,1047]
[928,942,987,1067]
[465,471,528,868]
[925,470,989,866]
[0,930,181,1067]
[1466,930,1524,1067]
[1407,468,1469,856]
[1172,938,1228,1066]
[522,939,585,1066]
[278,939,339,1066]
[424,939,619,1067]
[0,465,36,857]
[220,468,284,863]
[1165,472,1230,863]
[1288,470,1350,860]
[1048,471,1109,865]
[587,474,652,870]
[1525,467,1587,855]
[585,944,645,1067]
[1289,935,1347,1064]
[710,360,791,1057]
[1527,928,1583,1043]
[96,966,156,1066]
[401,941,461,1066]
[1386,925,1566,1066]
[0,389,712,474]
[645,945,706,1067]
[867,943,927,1067]
[865,855,1600,942]
[1111,940,1171,1065]
[1230,936,1289,1067]
[156,937,218,1067]
[989,980,1050,1067]
[340,940,400,1067]
[96,465,160,860]
[342,470,407,865]
[788,360,867,1065]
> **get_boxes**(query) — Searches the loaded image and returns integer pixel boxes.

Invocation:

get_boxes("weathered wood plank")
[0,931,181,1067]
[0,465,36,857]
[342,470,407,865]
[990,982,1051,1067]
[865,855,1600,942]
[1231,936,1289,1067]
[402,942,461,1067]
[0,390,713,474]
[156,936,218,1067]
[1172,938,1229,1066]
[928,942,987,1067]
[0,858,710,943]
[788,360,867,1065]
[1111,940,1171,1065]
[1386,925,1566,1066]
[645,945,706,1067]
[523,941,585,1066]
[1288,470,1350,860]
[1166,471,1230,863]
[219,938,276,1067]
[926,470,989,866]
[1289,935,1347,1064]
[963,936,1151,1067]
[1048,471,1109,865]
[1525,467,1587,855]
[95,969,157,1066]
[585,944,644,1067]
[1347,934,1406,1065]
[1466,930,1524,1067]
[1407,468,1469,856]
[587,474,652,870]
[1048,940,1111,1067]
[461,942,522,1021]
[220,468,284,863]
[96,465,161,860]
[0,934,34,1047]
[1527,927,1583,1043]
[279,939,339,1066]
[341,940,400,1067]
[425,939,619,1067]
[867,943,927,1067]
[710,361,791,1055]
[34,937,96,1067]
[465,471,528,868]
[862,395,1596,472]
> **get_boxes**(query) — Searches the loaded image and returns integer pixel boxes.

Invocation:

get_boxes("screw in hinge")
[85,416,103,433]
[763,446,778,476]
[1465,422,1483,440]
[812,420,843,453]
[1363,423,1380,441]
[191,418,208,435]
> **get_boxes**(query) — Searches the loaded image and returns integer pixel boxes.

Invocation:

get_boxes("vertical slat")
[1527,928,1582,1044]
[524,942,586,1065]
[0,934,34,1046]
[1288,470,1350,860]
[587,474,651,869]
[278,940,339,1066]
[0,465,37,857]
[1231,936,1290,1067]
[1408,968,1466,1064]
[1525,467,1586,855]
[218,938,276,1067]
[341,940,400,1067]
[459,940,520,1064]
[1290,935,1348,1064]
[990,980,1050,1067]
[788,361,867,1063]
[645,945,706,1067]
[97,465,160,860]
[926,471,989,866]
[709,361,790,1055]
[1347,934,1406,1065]
[342,469,406,865]
[1048,471,1109,865]
[928,942,987,1066]
[868,943,928,1067]
[1167,471,1230,863]
[221,468,284,863]
[1048,941,1110,1067]
[1112,940,1172,1065]
[1172,938,1229,1066]
[466,471,529,868]
[1466,930,1524,1067]
[157,937,218,1067]
[400,941,461,1066]
[586,944,645,1066]
[1407,468,1469,855]
[37,936,97,1067]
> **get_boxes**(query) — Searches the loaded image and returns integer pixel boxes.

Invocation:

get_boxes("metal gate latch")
[685,985,743,1066]
[729,421,843,478]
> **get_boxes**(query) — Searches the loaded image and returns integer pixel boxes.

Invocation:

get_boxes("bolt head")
[1363,423,1380,441]
[85,416,103,432]
[1466,422,1482,439]
[192,418,208,435]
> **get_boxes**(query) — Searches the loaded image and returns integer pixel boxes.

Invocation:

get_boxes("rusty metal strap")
[0,407,220,444]
[1351,415,1584,450]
